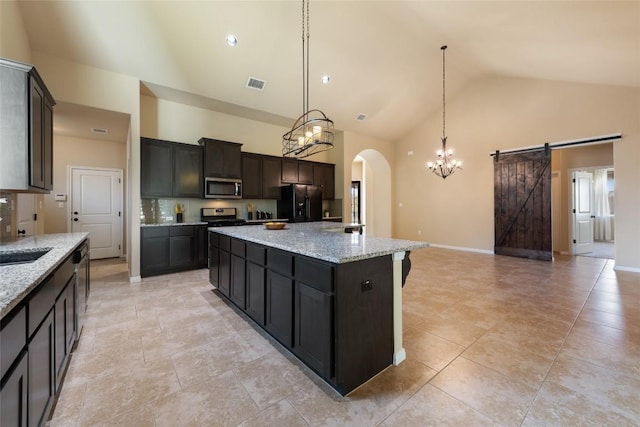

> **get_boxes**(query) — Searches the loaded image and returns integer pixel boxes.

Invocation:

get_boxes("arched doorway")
[350,149,392,237]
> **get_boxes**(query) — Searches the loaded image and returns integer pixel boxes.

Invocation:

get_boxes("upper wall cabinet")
[0,58,55,192]
[241,153,283,200]
[313,162,335,200]
[199,138,242,179]
[282,158,313,185]
[141,137,203,198]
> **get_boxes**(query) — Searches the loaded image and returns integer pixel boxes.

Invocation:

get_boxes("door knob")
[17,229,25,235]
[73,218,79,222]
[73,211,79,215]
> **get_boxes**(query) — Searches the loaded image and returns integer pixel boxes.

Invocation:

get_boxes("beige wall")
[30,52,141,277]
[341,131,395,236]
[552,144,614,253]
[0,1,31,62]
[45,135,127,240]
[395,75,640,269]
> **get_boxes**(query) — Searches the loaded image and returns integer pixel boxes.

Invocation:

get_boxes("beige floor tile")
[461,334,554,387]
[404,326,465,371]
[430,357,538,426]
[151,370,260,427]
[381,384,496,426]
[526,380,639,426]
[545,355,640,420]
[80,358,181,425]
[234,350,317,410]
[238,399,310,427]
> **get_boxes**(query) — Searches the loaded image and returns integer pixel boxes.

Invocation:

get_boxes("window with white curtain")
[593,168,614,241]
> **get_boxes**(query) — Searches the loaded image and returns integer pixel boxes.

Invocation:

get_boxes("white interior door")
[71,167,122,259]
[573,171,594,255]
[16,194,37,237]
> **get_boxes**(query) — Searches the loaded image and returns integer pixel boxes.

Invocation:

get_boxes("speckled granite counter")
[209,221,428,264]
[141,222,207,227]
[0,232,88,318]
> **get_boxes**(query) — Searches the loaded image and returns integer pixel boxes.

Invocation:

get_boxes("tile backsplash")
[0,192,16,243]
[140,198,343,224]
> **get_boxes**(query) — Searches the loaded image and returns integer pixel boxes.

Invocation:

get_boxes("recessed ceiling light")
[225,34,238,47]
[321,75,330,84]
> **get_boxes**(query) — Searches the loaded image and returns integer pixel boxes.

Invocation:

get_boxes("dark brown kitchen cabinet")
[294,281,333,378]
[0,58,55,192]
[229,240,246,308]
[265,270,294,348]
[312,162,335,200]
[208,232,220,287]
[141,225,208,277]
[0,352,28,427]
[262,155,283,199]
[54,279,74,391]
[173,143,203,197]
[241,153,262,199]
[246,261,265,324]
[282,158,313,184]
[199,138,242,179]
[141,137,203,198]
[29,308,55,427]
[141,226,170,277]
[1,245,86,427]
[242,153,283,200]
[217,235,231,297]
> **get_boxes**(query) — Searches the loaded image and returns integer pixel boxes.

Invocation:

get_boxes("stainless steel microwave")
[204,177,242,199]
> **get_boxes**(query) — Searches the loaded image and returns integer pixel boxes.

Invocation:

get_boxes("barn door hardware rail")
[490,133,622,158]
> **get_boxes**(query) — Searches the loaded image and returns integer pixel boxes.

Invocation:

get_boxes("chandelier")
[426,45,462,179]
[282,0,334,159]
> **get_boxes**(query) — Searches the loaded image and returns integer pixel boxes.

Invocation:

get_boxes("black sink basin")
[0,248,52,266]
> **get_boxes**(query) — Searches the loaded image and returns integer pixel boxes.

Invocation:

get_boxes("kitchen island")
[208,222,427,395]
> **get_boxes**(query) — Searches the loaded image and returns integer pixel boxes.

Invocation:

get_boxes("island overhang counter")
[208,222,428,395]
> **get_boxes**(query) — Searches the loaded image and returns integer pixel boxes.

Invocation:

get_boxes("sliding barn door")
[494,150,552,261]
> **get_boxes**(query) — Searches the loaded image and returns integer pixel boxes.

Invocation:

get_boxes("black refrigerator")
[277,184,323,222]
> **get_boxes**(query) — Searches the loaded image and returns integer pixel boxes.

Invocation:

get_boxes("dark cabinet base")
[141,225,208,278]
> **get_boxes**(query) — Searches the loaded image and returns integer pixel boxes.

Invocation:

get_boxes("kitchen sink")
[0,248,52,265]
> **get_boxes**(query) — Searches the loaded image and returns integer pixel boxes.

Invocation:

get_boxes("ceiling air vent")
[246,77,266,91]
[356,113,368,121]
[91,127,109,135]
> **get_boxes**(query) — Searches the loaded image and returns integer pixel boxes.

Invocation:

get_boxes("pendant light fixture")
[282,0,334,159]
[426,45,462,179]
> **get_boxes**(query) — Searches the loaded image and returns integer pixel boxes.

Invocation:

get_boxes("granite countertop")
[209,222,428,264]
[0,232,89,319]
[141,222,207,227]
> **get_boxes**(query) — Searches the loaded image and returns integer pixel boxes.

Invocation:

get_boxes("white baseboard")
[428,243,494,255]
[614,265,640,273]
[129,275,142,283]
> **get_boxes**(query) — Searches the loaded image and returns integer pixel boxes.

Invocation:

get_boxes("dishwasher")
[72,240,90,349]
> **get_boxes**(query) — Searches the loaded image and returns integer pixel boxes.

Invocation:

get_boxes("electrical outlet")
[5,225,10,233]
[418,230,422,235]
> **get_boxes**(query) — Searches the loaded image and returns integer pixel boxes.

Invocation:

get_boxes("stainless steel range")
[201,207,246,227]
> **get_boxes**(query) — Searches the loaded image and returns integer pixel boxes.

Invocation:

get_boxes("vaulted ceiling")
[17,0,640,143]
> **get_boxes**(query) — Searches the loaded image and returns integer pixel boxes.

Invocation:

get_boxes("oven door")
[205,177,242,199]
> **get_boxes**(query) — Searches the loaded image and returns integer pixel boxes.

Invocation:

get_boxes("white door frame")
[67,165,124,258]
